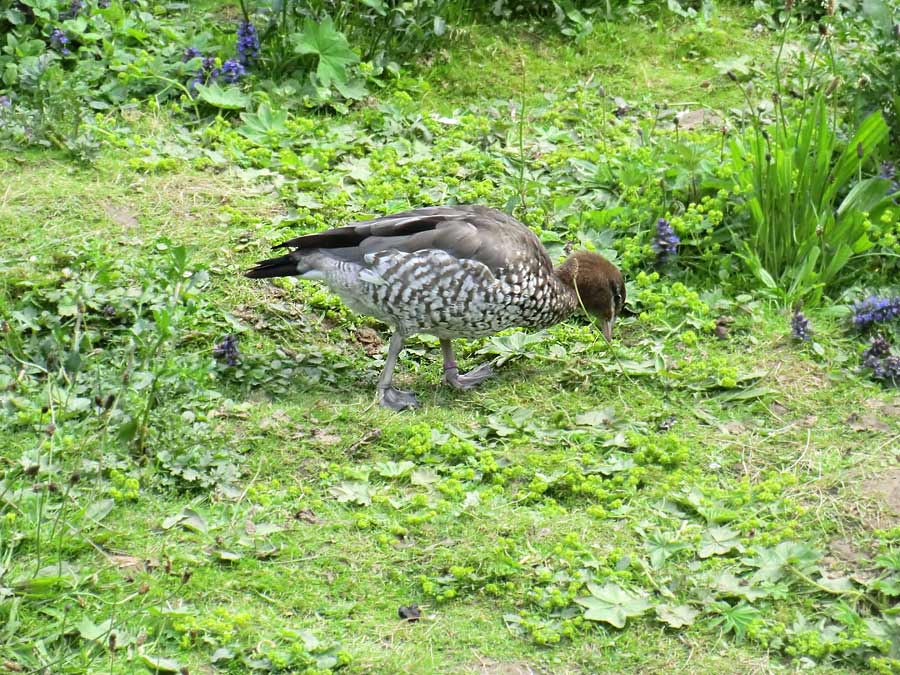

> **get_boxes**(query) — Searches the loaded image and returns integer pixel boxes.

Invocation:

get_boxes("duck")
[245,205,625,410]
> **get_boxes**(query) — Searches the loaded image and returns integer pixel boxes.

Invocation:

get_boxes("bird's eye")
[608,279,621,312]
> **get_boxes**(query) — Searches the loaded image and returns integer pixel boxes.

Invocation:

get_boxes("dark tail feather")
[244,253,299,279]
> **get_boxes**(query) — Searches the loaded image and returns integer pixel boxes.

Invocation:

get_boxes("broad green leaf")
[698,526,741,558]
[140,653,182,673]
[837,177,892,218]
[828,111,888,203]
[817,575,855,594]
[645,532,689,569]
[77,616,112,641]
[590,453,634,475]
[160,508,208,533]
[714,385,773,402]
[334,77,368,100]
[747,541,820,583]
[238,104,289,145]
[194,82,249,110]
[655,603,698,628]
[12,563,79,595]
[251,522,284,537]
[360,0,387,13]
[710,601,761,638]
[375,460,415,478]
[576,582,650,628]
[477,331,548,365]
[711,571,768,601]
[871,576,900,596]
[330,481,372,506]
[84,498,115,524]
[292,18,359,87]
[575,408,615,427]
[756,266,777,289]
[714,55,752,78]
[214,549,242,562]
[863,0,894,32]
[212,647,235,662]
[411,468,439,485]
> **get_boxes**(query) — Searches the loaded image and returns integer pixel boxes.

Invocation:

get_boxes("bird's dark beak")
[600,317,615,341]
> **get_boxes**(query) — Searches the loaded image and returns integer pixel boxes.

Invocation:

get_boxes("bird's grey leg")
[440,339,494,391]
[377,332,419,411]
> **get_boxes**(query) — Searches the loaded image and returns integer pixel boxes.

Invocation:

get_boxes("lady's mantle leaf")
[292,18,359,86]
[655,603,698,628]
[329,481,372,506]
[139,653,182,673]
[194,82,249,110]
[575,582,650,628]
[698,526,741,558]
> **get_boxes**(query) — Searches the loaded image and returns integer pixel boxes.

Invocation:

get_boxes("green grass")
[3,5,900,675]
[421,4,772,112]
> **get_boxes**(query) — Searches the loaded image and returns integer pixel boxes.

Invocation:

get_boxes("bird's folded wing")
[275,206,552,276]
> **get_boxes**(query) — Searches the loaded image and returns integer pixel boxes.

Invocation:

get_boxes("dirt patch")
[823,538,879,584]
[676,108,724,131]
[104,202,140,229]
[823,538,865,569]
[862,468,900,529]
[847,413,892,433]
[865,397,900,419]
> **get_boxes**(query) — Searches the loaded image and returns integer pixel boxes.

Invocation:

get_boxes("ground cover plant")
[2,0,900,673]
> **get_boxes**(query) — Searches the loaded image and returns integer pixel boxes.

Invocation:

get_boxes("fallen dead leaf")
[108,554,157,571]
[355,327,383,356]
[347,428,382,456]
[294,508,319,524]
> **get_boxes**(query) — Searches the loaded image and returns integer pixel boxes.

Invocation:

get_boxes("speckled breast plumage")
[317,248,576,338]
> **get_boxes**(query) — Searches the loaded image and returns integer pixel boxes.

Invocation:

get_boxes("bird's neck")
[543,268,581,325]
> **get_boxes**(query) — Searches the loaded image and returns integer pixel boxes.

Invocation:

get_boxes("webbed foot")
[378,386,420,411]
[443,363,494,391]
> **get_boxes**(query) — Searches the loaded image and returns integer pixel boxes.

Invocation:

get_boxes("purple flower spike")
[862,336,900,386]
[219,59,245,83]
[236,21,259,66]
[653,218,680,264]
[49,28,71,55]
[213,335,240,366]
[791,309,812,341]
[852,296,900,330]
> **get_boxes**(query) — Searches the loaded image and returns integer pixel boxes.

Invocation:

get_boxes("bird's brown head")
[555,251,625,340]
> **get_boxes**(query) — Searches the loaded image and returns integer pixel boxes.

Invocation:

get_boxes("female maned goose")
[246,205,625,410]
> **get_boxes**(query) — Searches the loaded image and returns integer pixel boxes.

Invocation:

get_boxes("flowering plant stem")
[728,17,892,306]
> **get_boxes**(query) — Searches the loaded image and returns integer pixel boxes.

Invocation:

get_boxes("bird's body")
[246,205,624,410]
